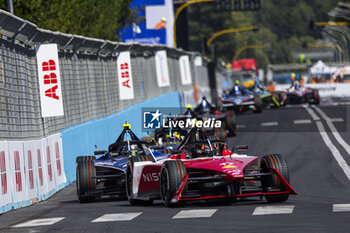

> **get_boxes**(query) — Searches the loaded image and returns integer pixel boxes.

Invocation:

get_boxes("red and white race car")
[126,128,296,207]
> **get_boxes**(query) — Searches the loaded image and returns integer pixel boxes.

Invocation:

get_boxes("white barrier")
[0,141,11,212]
[274,83,350,98]
[0,133,66,214]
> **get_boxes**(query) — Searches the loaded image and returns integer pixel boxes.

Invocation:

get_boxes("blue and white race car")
[76,123,167,202]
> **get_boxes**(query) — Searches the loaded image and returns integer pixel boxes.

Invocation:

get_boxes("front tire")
[160,160,187,207]
[261,154,290,202]
[126,155,155,205]
[253,95,262,113]
[76,156,96,203]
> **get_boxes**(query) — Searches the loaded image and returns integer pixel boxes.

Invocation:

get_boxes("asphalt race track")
[1,98,350,233]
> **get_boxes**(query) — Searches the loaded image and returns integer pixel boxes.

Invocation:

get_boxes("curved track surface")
[1,98,350,233]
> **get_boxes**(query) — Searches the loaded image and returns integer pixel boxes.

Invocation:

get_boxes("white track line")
[12,217,65,228]
[313,106,350,156]
[92,212,142,222]
[261,122,278,126]
[293,119,312,124]
[333,204,350,212]
[316,120,350,181]
[252,205,295,215]
[236,124,246,128]
[172,209,217,219]
[304,107,320,121]
[331,118,344,122]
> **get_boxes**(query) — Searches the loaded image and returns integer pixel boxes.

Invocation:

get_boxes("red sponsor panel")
[14,151,22,192]
[27,150,34,190]
[46,146,53,182]
[55,142,62,177]
[138,165,162,193]
[37,149,43,186]
[0,151,7,195]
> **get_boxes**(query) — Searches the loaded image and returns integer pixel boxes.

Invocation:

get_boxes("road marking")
[261,122,278,126]
[333,204,350,212]
[92,212,142,222]
[315,120,350,181]
[313,106,350,156]
[12,217,65,228]
[236,124,246,128]
[172,209,217,219]
[331,118,344,122]
[304,107,320,121]
[293,119,312,124]
[252,205,295,215]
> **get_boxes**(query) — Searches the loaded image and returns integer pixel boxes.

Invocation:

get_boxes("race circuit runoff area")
[0,98,350,233]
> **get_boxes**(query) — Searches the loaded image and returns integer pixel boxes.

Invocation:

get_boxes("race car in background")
[221,84,263,113]
[126,127,296,207]
[189,97,237,138]
[76,123,164,203]
[277,83,320,105]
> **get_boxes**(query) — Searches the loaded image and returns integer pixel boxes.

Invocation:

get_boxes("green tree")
[0,0,134,41]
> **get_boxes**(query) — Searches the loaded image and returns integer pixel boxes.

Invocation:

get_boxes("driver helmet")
[130,144,138,156]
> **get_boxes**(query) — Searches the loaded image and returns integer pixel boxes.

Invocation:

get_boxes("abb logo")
[120,62,131,88]
[42,60,59,100]
[142,172,160,182]
[0,151,7,195]
[14,151,22,192]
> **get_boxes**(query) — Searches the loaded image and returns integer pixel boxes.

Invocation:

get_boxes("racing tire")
[253,95,262,113]
[160,160,187,207]
[260,154,290,202]
[126,155,155,205]
[215,124,226,140]
[309,90,320,105]
[225,111,237,137]
[76,156,96,203]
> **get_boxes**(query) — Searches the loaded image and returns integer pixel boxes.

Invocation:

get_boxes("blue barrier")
[60,92,182,183]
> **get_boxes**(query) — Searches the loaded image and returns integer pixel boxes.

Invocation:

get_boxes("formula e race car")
[193,97,237,137]
[278,86,320,105]
[126,127,296,207]
[76,123,165,203]
[221,87,263,113]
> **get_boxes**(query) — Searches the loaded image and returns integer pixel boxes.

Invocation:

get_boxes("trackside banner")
[179,55,192,85]
[155,50,170,87]
[117,51,134,100]
[0,133,66,214]
[36,44,64,117]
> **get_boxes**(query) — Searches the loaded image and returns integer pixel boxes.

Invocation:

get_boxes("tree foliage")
[0,0,133,41]
[187,0,339,67]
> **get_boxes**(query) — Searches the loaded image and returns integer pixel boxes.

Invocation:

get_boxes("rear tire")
[126,155,155,205]
[76,156,96,203]
[215,124,226,140]
[160,160,187,207]
[253,95,262,113]
[225,111,237,137]
[261,154,290,202]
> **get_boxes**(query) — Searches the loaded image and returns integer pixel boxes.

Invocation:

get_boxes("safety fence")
[0,10,216,213]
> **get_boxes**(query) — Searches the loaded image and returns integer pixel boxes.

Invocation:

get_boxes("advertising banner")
[8,141,27,203]
[155,50,170,87]
[117,52,135,100]
[41,138,56,193]
[0,141,11,208]
[23,140,40,200]
[179,55,192,85]
[48,134,66,186]
[36,44,64,117]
